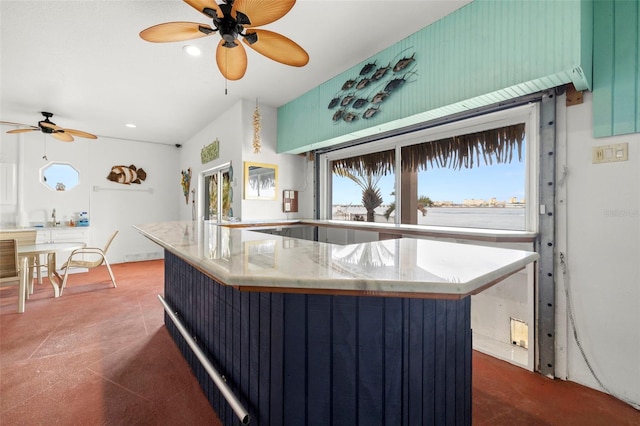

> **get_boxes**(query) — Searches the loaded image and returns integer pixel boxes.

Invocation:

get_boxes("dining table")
[18,242,86,298]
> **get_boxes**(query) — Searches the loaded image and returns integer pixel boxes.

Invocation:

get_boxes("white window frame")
[319,103,539,232]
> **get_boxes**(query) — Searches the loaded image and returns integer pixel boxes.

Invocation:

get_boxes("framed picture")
[244,162,278,200]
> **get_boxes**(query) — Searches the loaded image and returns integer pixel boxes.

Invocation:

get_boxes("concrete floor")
[1,260,638,425]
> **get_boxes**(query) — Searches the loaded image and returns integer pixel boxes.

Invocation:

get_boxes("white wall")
[1,98,314,269]
[87,136,180,262]
[238,99,312,220]
[180,99,313,221]
[177,99,244,221]
[556,92,640,408]
[0,125,180,263]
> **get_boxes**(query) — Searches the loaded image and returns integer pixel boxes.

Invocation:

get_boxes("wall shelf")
[93,185,153,194]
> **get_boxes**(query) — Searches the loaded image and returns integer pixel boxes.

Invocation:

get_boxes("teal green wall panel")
[593,0,640,137]
[278,0,593,154]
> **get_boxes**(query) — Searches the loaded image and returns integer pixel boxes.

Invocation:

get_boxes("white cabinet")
[36,227,89,272]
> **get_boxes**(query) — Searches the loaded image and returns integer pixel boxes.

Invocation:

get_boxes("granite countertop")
[135,220,539,299]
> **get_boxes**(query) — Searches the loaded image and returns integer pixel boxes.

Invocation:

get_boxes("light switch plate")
[592,143,628,164]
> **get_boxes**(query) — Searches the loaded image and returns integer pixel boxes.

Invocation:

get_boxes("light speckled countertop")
[135,220,538,299]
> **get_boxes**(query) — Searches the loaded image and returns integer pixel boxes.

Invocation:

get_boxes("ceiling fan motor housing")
[39,114,57,133]
[39,121,55,133]
[215,3,251,47]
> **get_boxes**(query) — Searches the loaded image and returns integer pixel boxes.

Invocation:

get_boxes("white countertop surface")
[135,220,539,298]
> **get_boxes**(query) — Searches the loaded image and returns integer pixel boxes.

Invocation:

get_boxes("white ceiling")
[1,0,471,146]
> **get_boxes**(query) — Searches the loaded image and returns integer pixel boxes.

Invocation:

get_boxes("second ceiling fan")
[1,112,97,142]
[140,0,309,80]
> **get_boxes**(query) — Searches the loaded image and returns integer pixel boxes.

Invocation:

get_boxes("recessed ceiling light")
[183,45,201,56]
[126,123,136,128]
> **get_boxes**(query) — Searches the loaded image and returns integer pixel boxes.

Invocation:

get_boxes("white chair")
[0,239,29,313]
[60,230,118,295]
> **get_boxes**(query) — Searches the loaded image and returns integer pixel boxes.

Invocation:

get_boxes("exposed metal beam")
[536,91,557,378]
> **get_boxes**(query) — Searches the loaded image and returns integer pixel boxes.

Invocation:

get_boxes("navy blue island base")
[164,250,472,426]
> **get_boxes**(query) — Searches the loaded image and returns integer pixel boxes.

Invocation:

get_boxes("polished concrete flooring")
[1,260,638,425]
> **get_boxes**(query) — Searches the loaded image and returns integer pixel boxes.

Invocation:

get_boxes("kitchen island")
[136,220,538,426]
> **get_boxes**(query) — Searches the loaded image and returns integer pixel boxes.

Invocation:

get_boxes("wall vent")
[510,317,529,349]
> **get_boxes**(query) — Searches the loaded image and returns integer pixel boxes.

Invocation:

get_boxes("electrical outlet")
[592,143,628,164]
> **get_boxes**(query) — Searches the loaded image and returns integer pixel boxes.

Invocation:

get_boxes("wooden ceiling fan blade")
[53,132,74,142]
[232,0,296,27]
[243,29,309,67]
[140,22,213,43]
[0,120,37,128]
[216,40,248,80]
[63,128,98,139]
[6,128,38,134]
[183,0,221,18]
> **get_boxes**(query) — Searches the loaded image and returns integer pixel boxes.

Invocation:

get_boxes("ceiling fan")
[1,112,98,142]
[140,0,309,80]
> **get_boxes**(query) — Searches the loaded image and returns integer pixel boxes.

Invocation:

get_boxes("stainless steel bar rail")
[158,295,250,425]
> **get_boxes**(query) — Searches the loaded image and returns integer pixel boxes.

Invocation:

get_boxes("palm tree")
[334,168,384,222]
[383,193,433,221]
[418,195,434,211]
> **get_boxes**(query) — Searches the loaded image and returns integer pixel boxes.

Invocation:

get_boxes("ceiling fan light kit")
[140,0,309,80]
[183,45,202,56]
[1,111,98,142]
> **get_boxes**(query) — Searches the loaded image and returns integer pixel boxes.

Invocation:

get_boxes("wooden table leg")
[36,254,43,284]
[18,257,27,313]
[26,255,39,296]
[46,252,62,298]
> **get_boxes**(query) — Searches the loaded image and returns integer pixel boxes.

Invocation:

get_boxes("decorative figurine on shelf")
[181,168,192,204]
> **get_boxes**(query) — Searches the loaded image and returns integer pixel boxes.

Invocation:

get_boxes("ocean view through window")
[323,104,538,232]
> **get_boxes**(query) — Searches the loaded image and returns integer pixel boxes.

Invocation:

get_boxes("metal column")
[537,91,557,378]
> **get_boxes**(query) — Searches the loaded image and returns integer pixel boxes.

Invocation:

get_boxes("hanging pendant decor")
[181,168,192,204]
[253,100,261,154]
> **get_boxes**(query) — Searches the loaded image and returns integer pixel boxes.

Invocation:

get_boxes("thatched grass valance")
[332,149,396,176]
[401,123,525,172]
[331,123,525,175]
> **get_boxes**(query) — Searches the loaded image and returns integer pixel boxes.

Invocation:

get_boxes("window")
[330,149,395,222]
[40,162,80,192]
[399,124,527,230]
[319,104,538,232]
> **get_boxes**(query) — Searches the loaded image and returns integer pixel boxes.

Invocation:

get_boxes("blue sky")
[42,163,79,190]
[332,160,526,205]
